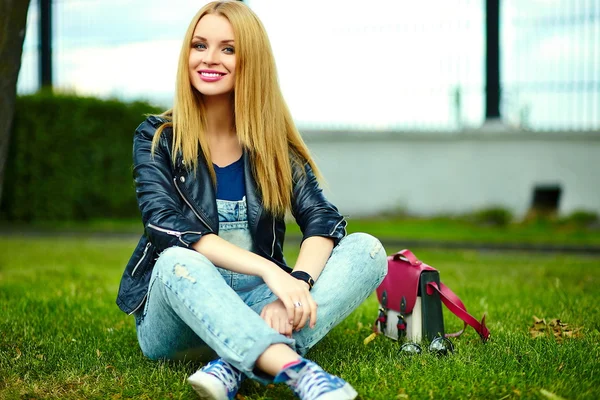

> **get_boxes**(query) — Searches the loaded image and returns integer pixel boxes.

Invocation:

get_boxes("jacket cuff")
[301,218,347,247]
[145,223,206,253]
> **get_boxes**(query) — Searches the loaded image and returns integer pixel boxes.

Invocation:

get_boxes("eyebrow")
[192,36,234,44]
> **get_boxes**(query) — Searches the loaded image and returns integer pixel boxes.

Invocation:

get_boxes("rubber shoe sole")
[187,371,228,400]
[313,383,358,400]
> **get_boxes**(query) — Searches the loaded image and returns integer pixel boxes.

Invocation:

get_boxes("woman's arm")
[133,117,211,251]
[191,233,277,277]
[193,234,313,326]
[291,160,347,248]
[292,236,334,282]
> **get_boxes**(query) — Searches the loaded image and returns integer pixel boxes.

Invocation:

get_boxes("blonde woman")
[116,2,387,399]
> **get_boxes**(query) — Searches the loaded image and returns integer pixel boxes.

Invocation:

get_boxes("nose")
[202,47,219,66]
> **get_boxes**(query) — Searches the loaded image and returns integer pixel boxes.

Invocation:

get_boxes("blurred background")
[3,4,600,398]
[3,0,599,229]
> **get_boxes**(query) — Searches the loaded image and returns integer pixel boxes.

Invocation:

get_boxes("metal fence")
[501,0,599,131]
[16,0,600,132]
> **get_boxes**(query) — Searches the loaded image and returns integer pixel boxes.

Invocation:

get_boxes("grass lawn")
[1,236,599,399]
[4,216,600,246]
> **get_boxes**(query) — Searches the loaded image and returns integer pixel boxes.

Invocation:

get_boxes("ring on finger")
[294,301,303,308]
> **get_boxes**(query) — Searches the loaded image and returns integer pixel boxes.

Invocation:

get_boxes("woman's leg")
[247,233,387,355]
[135,246,295,376]
[293,232,387,354]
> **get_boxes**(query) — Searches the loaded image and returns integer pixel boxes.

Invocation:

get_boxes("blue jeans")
[134,232,387,382]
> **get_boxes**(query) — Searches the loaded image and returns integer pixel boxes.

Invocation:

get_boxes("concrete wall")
[303,126,600,219]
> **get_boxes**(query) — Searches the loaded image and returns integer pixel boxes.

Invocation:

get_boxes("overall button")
[180,176,185,183]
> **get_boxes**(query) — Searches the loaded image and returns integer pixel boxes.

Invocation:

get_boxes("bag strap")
[392,249,422,266]
[426,282,490,342]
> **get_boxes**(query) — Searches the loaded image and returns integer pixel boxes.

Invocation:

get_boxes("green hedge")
[1,92,162,221]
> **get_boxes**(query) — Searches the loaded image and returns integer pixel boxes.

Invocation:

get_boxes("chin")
[193,84,234,97]
[198,89,233,97]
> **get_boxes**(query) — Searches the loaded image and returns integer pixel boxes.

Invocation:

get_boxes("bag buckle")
[397,296,407,339]
[376,307,388,334]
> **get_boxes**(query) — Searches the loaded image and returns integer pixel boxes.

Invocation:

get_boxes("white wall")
[303,126,600,219]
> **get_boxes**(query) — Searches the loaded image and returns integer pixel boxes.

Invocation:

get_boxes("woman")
[116,2,387,399]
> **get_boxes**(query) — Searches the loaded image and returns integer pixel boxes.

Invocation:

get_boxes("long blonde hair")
[152,0,320,217]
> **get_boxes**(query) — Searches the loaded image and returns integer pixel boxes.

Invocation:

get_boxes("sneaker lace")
[294,364,340,400]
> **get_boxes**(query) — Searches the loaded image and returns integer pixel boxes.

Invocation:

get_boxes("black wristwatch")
[290,271,315,290]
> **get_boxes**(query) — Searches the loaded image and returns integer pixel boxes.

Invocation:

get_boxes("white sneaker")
[187,358,244,400]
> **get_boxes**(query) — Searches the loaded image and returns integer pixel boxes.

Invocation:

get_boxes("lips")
[198,70,226,82]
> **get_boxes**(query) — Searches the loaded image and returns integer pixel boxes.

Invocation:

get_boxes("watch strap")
[290,271,315,290]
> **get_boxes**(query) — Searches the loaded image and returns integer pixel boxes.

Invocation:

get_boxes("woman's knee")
[153,246,217,282]
[340,232,388,281]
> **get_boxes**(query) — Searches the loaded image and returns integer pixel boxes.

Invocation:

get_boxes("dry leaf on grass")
[14,347,21,360]
[363,332,379,345]
[529,316,583,342]
[540,388,566,400]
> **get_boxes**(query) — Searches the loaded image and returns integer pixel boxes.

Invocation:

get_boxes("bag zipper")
[131,242,151,277]
[173,177,214,233]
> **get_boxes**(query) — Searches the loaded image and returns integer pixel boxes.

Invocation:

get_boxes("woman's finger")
[308,295,318,328]
[263,313,273,330]
[292,298,306,329]
[295,294,313,331]
[280,297,295,325]
[284,318,293,337]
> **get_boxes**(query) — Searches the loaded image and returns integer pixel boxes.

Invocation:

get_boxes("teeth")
[201,72,223,77]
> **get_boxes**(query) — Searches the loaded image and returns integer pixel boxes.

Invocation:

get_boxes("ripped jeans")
[134,232,387,382]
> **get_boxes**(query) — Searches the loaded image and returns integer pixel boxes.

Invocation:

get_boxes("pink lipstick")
[198,69,226,82]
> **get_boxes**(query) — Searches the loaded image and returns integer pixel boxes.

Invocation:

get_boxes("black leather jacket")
[116,116,347,314]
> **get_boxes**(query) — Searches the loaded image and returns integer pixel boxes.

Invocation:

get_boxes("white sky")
[17,0,600,131]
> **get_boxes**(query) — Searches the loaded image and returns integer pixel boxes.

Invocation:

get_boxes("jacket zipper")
[173,177,214,233]
[330,217,347,236]
[271,219,276,257]
[127,241,154,315]
[131,242,151,277]
[128,294,147,315]
[147,223,203,247]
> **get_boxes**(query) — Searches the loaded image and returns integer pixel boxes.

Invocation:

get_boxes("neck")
[203,94,235,138]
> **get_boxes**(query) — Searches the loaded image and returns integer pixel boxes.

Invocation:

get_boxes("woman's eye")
[223,46,235,54]
[193,43,207,51]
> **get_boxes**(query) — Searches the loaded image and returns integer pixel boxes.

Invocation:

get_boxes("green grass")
[289,218,600,247]
[1,236,599,399]
[4,216,600,246]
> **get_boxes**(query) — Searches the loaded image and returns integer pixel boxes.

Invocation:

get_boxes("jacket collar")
[176,149,264,235]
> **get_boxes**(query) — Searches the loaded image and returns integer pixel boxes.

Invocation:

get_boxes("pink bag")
[375,249,490,342]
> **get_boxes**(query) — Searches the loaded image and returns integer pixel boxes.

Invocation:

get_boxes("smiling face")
[188,14,236,97]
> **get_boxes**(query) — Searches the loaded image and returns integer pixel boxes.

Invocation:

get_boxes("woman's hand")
[261,267,317,331]
[260,299,293,337]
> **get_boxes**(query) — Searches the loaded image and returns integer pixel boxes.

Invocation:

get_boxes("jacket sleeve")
[133,117,210,252]
[290,160,347,247]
